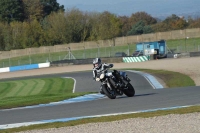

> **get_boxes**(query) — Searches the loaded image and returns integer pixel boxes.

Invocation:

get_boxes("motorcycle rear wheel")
[102,84,116,99]
[123,83,135,97]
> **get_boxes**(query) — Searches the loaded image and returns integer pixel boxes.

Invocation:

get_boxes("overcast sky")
[57,0,200,19]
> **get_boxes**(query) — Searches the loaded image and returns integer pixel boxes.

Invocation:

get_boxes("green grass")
[1,105,200,133]
[0,45,135,67]
[0,78,90,109]
[0,69,197,132]
[166,37,200,53]
[0,69,195,110]
[131,69,195,87]
[1,37,200,68]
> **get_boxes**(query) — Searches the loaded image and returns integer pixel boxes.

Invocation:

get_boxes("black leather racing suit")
[93,63,114,94]
[93,63,113,80]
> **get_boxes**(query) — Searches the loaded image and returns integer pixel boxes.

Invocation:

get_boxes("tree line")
[0,0,200,51]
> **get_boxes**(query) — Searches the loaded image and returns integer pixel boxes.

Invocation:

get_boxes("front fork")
[108,78,124,95]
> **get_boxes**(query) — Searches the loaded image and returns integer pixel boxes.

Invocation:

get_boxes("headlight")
[100,73,105,79]
[96,78,100,81]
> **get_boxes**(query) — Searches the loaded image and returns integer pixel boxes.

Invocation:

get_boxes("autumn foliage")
[0,1,199,51]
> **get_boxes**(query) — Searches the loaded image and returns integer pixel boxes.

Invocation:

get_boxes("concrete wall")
[50,57,123,67]
[0,28,200,60]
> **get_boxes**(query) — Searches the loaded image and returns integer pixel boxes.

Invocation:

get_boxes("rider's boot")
[99,86,105,94]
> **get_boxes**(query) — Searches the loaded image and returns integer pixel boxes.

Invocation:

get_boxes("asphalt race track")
[0,71,200,127]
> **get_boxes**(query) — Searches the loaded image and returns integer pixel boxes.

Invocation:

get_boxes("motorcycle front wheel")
[123,83,135,97]
[102,84,116,99]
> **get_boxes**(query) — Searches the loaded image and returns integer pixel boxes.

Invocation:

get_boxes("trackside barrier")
[0,62,50,73]
[50,57,123,67]
[0,67,10,73]
[123,56,149,63]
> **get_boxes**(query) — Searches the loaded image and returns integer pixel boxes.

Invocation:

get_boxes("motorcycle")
[95,68,135,99]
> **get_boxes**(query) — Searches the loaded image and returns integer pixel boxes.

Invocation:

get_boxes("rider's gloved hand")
[109,64,113,68]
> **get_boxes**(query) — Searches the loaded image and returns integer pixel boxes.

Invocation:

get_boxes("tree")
[21,20,43,48]
[96,11,121,40]
[188,17,200,28]
[143,25,153,34]
[0,22,5,50]
[128,21,144,35]
[163,14,180,24]
[2,23,13,50]
[80,12,92,42]
[87,12,99,41]
[173,18,188,30]
[23,0,44,22]
[151,22,170,32]
[129,12,157,26]
[44,11,68,45]
[118,15,131,36]
[0,0,25,23]
[10,21,24,49]
[41,0,65,16]
[163,14,187,30]
[127,20,153,35]
[65,8,86,42]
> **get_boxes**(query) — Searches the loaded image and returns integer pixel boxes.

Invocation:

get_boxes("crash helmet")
[93,58,102,69]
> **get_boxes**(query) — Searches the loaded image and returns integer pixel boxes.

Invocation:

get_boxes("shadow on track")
[113,93,157,99]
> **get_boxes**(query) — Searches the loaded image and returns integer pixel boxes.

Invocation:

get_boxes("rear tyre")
[102,84,116,99]
[123,83,135,97]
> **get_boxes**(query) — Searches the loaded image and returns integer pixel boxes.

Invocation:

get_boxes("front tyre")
[123,83,135,97]
[102,84,116,99]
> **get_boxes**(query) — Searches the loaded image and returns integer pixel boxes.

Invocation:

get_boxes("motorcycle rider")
[92,58,116,94]
[93,58,114,79]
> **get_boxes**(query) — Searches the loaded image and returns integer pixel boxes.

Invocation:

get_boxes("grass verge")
[0,77,90,109]
[0,69,197,132]
[130,68,195,87]
[1,105,200,133]
[1,37,200,68]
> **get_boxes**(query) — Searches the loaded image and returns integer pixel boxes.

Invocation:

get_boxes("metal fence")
[1,28,200,68]
[167,45,200,53]
[1,43,200,68]
[0,45,136,68]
